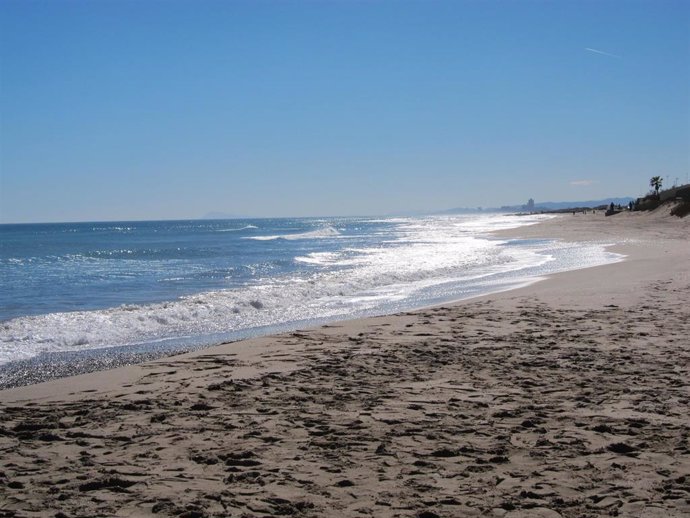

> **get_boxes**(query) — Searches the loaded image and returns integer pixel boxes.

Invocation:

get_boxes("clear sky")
[1,0,688,223]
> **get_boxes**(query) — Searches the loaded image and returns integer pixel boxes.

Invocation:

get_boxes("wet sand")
[1,209,688,517]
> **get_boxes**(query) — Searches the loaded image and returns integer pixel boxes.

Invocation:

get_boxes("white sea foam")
[90,226,135,233]
[0,214,621,365]
[294,252,342,265]
[215,225,259,232]
[246,226,341,241]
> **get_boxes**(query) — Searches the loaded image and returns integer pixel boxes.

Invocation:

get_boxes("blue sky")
[1,0,688,223]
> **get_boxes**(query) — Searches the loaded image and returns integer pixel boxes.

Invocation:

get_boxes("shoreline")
[0,215,622,390]
[0,210,688,517]
[0,209,682,395]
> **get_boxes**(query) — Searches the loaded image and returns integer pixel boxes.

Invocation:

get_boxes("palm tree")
[650,176,663,197]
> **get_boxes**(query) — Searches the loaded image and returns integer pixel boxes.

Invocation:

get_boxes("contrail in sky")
[585,47,621,59]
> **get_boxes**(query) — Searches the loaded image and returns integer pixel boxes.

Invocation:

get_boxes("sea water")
[0,214,621,365]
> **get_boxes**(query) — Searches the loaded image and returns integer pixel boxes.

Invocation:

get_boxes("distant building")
[522,198,535,212]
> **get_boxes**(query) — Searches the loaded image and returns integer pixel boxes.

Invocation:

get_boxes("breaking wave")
[245,226,341,241]
[0,214,622,365]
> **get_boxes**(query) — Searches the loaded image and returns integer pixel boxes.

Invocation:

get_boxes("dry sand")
[1,209,688,518]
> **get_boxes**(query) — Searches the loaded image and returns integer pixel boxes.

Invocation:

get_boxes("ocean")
[0,214,620,367]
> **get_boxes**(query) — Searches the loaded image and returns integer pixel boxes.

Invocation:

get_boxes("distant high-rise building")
[527,198,535,211]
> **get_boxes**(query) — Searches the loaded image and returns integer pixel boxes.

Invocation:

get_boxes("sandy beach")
[1,209,688,518]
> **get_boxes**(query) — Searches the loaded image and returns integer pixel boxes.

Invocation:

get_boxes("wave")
[89,226,136,233]
[245,226,341,241]
[0,215,622,366]
[0,236,620,366]
[294,252,342,265]
[215,225,258,232]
